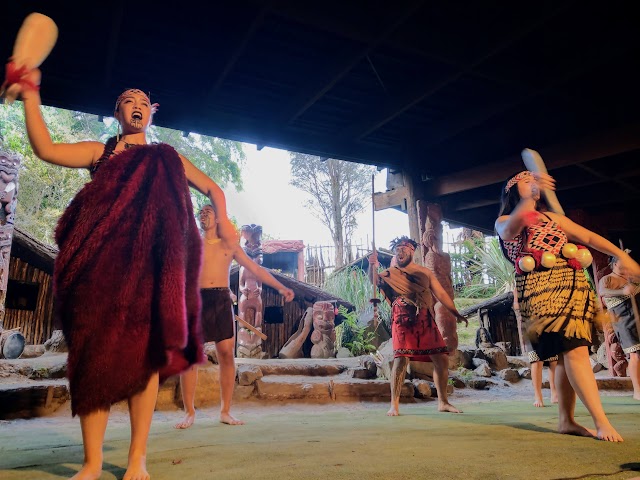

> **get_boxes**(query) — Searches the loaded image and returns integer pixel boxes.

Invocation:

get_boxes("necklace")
[120,140,142,149]
[206,237,221,245]
[611,271,627,281]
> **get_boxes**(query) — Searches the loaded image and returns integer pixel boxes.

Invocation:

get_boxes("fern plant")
[460,237,516,298]
[334,306,377,356]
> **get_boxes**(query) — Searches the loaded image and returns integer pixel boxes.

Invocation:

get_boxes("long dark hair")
[496,173,549,264]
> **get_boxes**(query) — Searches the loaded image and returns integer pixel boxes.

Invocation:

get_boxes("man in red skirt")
[370,236,467,416]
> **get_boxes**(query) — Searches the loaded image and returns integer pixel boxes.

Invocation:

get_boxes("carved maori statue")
[419,202,458,352]
[0,150,21,330]
[237,224,267,359]
[310,301,336,358]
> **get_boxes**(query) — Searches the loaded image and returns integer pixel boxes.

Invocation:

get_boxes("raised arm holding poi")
[496,168,640,442]
[6,12,240,477]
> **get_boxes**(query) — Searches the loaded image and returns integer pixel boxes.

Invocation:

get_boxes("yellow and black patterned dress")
[501,214,597,360]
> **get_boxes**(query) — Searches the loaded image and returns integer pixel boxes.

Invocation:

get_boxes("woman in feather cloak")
[13,68,236,480]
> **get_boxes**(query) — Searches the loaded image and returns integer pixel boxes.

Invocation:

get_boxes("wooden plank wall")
[480,306,521,356]
[230,278,310,358]
[4,257,54,345]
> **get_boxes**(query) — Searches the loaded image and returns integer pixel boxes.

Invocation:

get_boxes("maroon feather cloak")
[54,144,204,416]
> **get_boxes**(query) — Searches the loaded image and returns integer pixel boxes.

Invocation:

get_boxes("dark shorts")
[531,331,590,361]
[201,288,234,343]
[610,299,640,354]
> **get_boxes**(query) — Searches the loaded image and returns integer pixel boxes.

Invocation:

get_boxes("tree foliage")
[289,153,375,267]
[0,102,244,245]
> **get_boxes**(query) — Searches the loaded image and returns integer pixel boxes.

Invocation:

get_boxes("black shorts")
[200,288,234,343]
[531,331,590,361]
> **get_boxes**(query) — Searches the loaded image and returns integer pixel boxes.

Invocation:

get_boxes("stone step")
[236,357,361,377]
[0,380,69,419]
[254,374,413,402]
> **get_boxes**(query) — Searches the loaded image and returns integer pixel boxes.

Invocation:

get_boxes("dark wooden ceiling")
[3,1,639,251]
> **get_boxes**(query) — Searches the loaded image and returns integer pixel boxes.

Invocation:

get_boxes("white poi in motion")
[1,12,58,103]
[521,148,565,215]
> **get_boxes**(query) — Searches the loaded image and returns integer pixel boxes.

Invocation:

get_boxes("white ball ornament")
[575,248,593,268]
[562,243,578,259]
[541,252,556,268]
[518,255,536,272]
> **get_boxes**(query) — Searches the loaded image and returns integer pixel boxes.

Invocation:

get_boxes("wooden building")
[5,228,57,345]
[230,264,354,358]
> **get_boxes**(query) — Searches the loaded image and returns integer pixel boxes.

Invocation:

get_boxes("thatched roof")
[9,227,58,275]
[230,264,354,312]
[459,292,514,318]
[331,249,394,276]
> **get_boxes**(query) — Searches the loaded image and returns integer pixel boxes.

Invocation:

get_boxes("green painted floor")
[1,398,639,480]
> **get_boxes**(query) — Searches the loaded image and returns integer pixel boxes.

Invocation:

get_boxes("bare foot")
[438,402,462,413]
[551,392,558,404]
[386,405,400,416]
[533,398,544,408]
[124,454,150,480]
[633,392,640,401]
[558,420,597,439]
[220,412,245,425]
[174,412,195,429]
[596,423,624,442]
[70,464,102,480]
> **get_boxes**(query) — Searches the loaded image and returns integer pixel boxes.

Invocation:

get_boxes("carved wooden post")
[237,224,267,359]
[417,200,458,352]
[568,208,624,376]
[402,171,422,264]
[0,149,22,331]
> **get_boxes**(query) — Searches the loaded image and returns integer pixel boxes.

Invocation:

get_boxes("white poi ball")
[562,243,578,259]
[541,252,556,268]
[519,256,536,272]
[575,248,593,268]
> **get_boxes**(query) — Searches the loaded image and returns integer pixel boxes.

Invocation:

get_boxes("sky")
[222,144,411,250]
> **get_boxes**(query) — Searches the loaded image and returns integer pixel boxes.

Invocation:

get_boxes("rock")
[473,349,487,361]
[596,344,608,368]
[360,355,378,376]
[20,345,45,358]
[507,356,529,369]
[336,347,353,358]
[457,347,476,369]
[472,358,489,369]
[236,364,263,386]
[27,363,66,380]
[204,343,218,364]
[412,379,433,399]
[408,361,434,380]
[351,367,376,379]
[474,363,492,377]
[590,356,604,373]
[518,367,532,379]
[498,368,520,383]
[448,376,466,388]
[481,349,509,371]
[44,330,67,353]
[467,379,489,390]
[376,340,394,380]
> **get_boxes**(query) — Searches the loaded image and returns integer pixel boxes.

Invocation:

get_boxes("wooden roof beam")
[282,0,424,124]
[343,4,570,142]
[102,1,125,89]
[425,124,640,197]
[205,4,270,101]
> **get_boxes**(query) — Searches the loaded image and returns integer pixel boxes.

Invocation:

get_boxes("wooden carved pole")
[369,174,381,329]
[0,149,22,331]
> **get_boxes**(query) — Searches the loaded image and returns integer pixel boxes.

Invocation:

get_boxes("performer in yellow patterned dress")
[496,170,640,442]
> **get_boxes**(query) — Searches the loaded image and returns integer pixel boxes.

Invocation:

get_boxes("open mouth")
[132,112,143,120]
